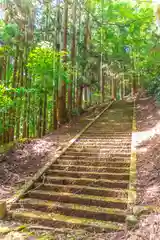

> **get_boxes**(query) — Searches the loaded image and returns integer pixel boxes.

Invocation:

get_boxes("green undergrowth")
[146,77,160,105]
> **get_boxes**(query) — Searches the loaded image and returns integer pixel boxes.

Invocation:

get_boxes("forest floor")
[0,97,160,239]
[125,96,160,240]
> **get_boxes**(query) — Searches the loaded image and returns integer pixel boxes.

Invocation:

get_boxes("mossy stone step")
[12,198,126,223]
[85,131,132,134]
[62,151,131,157]
[27,190,128,209]
[10,209,123,233]
[67,147,131,152]
[51,164,130,173]
[34,183,128,198]
[73,142,131,146]
[59,154,131,160]
[56,160,130,168]
[46,170,130,181]
[78,136,131,139]
[42,176,129,189]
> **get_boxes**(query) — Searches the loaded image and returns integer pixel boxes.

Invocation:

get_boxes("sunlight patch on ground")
[137,147,148,153]
[32,140,54,155]
[144,185,160,203]
[133,121,160,148]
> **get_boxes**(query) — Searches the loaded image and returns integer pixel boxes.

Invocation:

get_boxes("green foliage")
[0,22,20,43]
[147,77,160,103]
[0,85,13,112]
[27,47,70,90]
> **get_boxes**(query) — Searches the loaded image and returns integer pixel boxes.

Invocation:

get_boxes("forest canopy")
[0,0,160,145]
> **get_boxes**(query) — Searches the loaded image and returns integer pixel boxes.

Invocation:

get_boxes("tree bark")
[57,0,68,124]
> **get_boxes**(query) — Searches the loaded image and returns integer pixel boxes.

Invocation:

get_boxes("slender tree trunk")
[37,95,43,138]
[68,0,77,119]
[15,51,22,139]
[22,46,29,138]
[58,0,68,124]
[43,90,47,136]
[112,78,116,100]
[2,56,9,144]
[101,70,105,102]
[78,86,83,111]
[9,45,19,142]
[132,75,136,96]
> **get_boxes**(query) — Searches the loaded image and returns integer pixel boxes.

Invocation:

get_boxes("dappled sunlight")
[127,213,160,240]
[144,184,160,203]
[136,98,160,209]
[136,146,148,153]
[134,120,160,149]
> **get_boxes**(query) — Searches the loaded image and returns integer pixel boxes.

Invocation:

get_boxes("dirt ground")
[1,97,160,239]
[136,97,160,206]
[124,96,160,240]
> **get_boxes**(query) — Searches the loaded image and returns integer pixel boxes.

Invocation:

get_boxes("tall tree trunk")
[22,46,29,138]
[37,95,43,138]
[112,78,116,100]
[53,0,61,129]
[68,0,77,120]
[58,0,68,124]
[78,86,83,112]
[101,70,105,102]
[43,90,47,136]
[132,74,136,96]
[9,45,19,142]
[100,0,104,103]
[16,51,22,139]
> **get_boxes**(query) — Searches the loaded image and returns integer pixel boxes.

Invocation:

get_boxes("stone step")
[46,170,130,181]
[10,209,123,233]
[34,183,128,198]
[26,190,128,209]
[40,176,129,189]
[56,159,130,168]
[51,164,130,173]
[12,198,126,223]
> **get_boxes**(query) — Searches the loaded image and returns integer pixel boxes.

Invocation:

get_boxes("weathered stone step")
[90,122,131,126]
[62,152,131,157]
[56,159,130,167]
[46,170,130,181]
[10,209,123,233]
[68,147,131,152]
[80,133,131,136]
[96,118,132,121]
[34,183,128,198]
[88,128,131,131]
[76,138,131,143]
[51,164,130,173]
[73,142,131,146]
[40,176,129,189]
[12,198,126,223]
[59,155,130,161]
[85,130,131,134]
[81,134,131,137]
[26,190,128,209]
